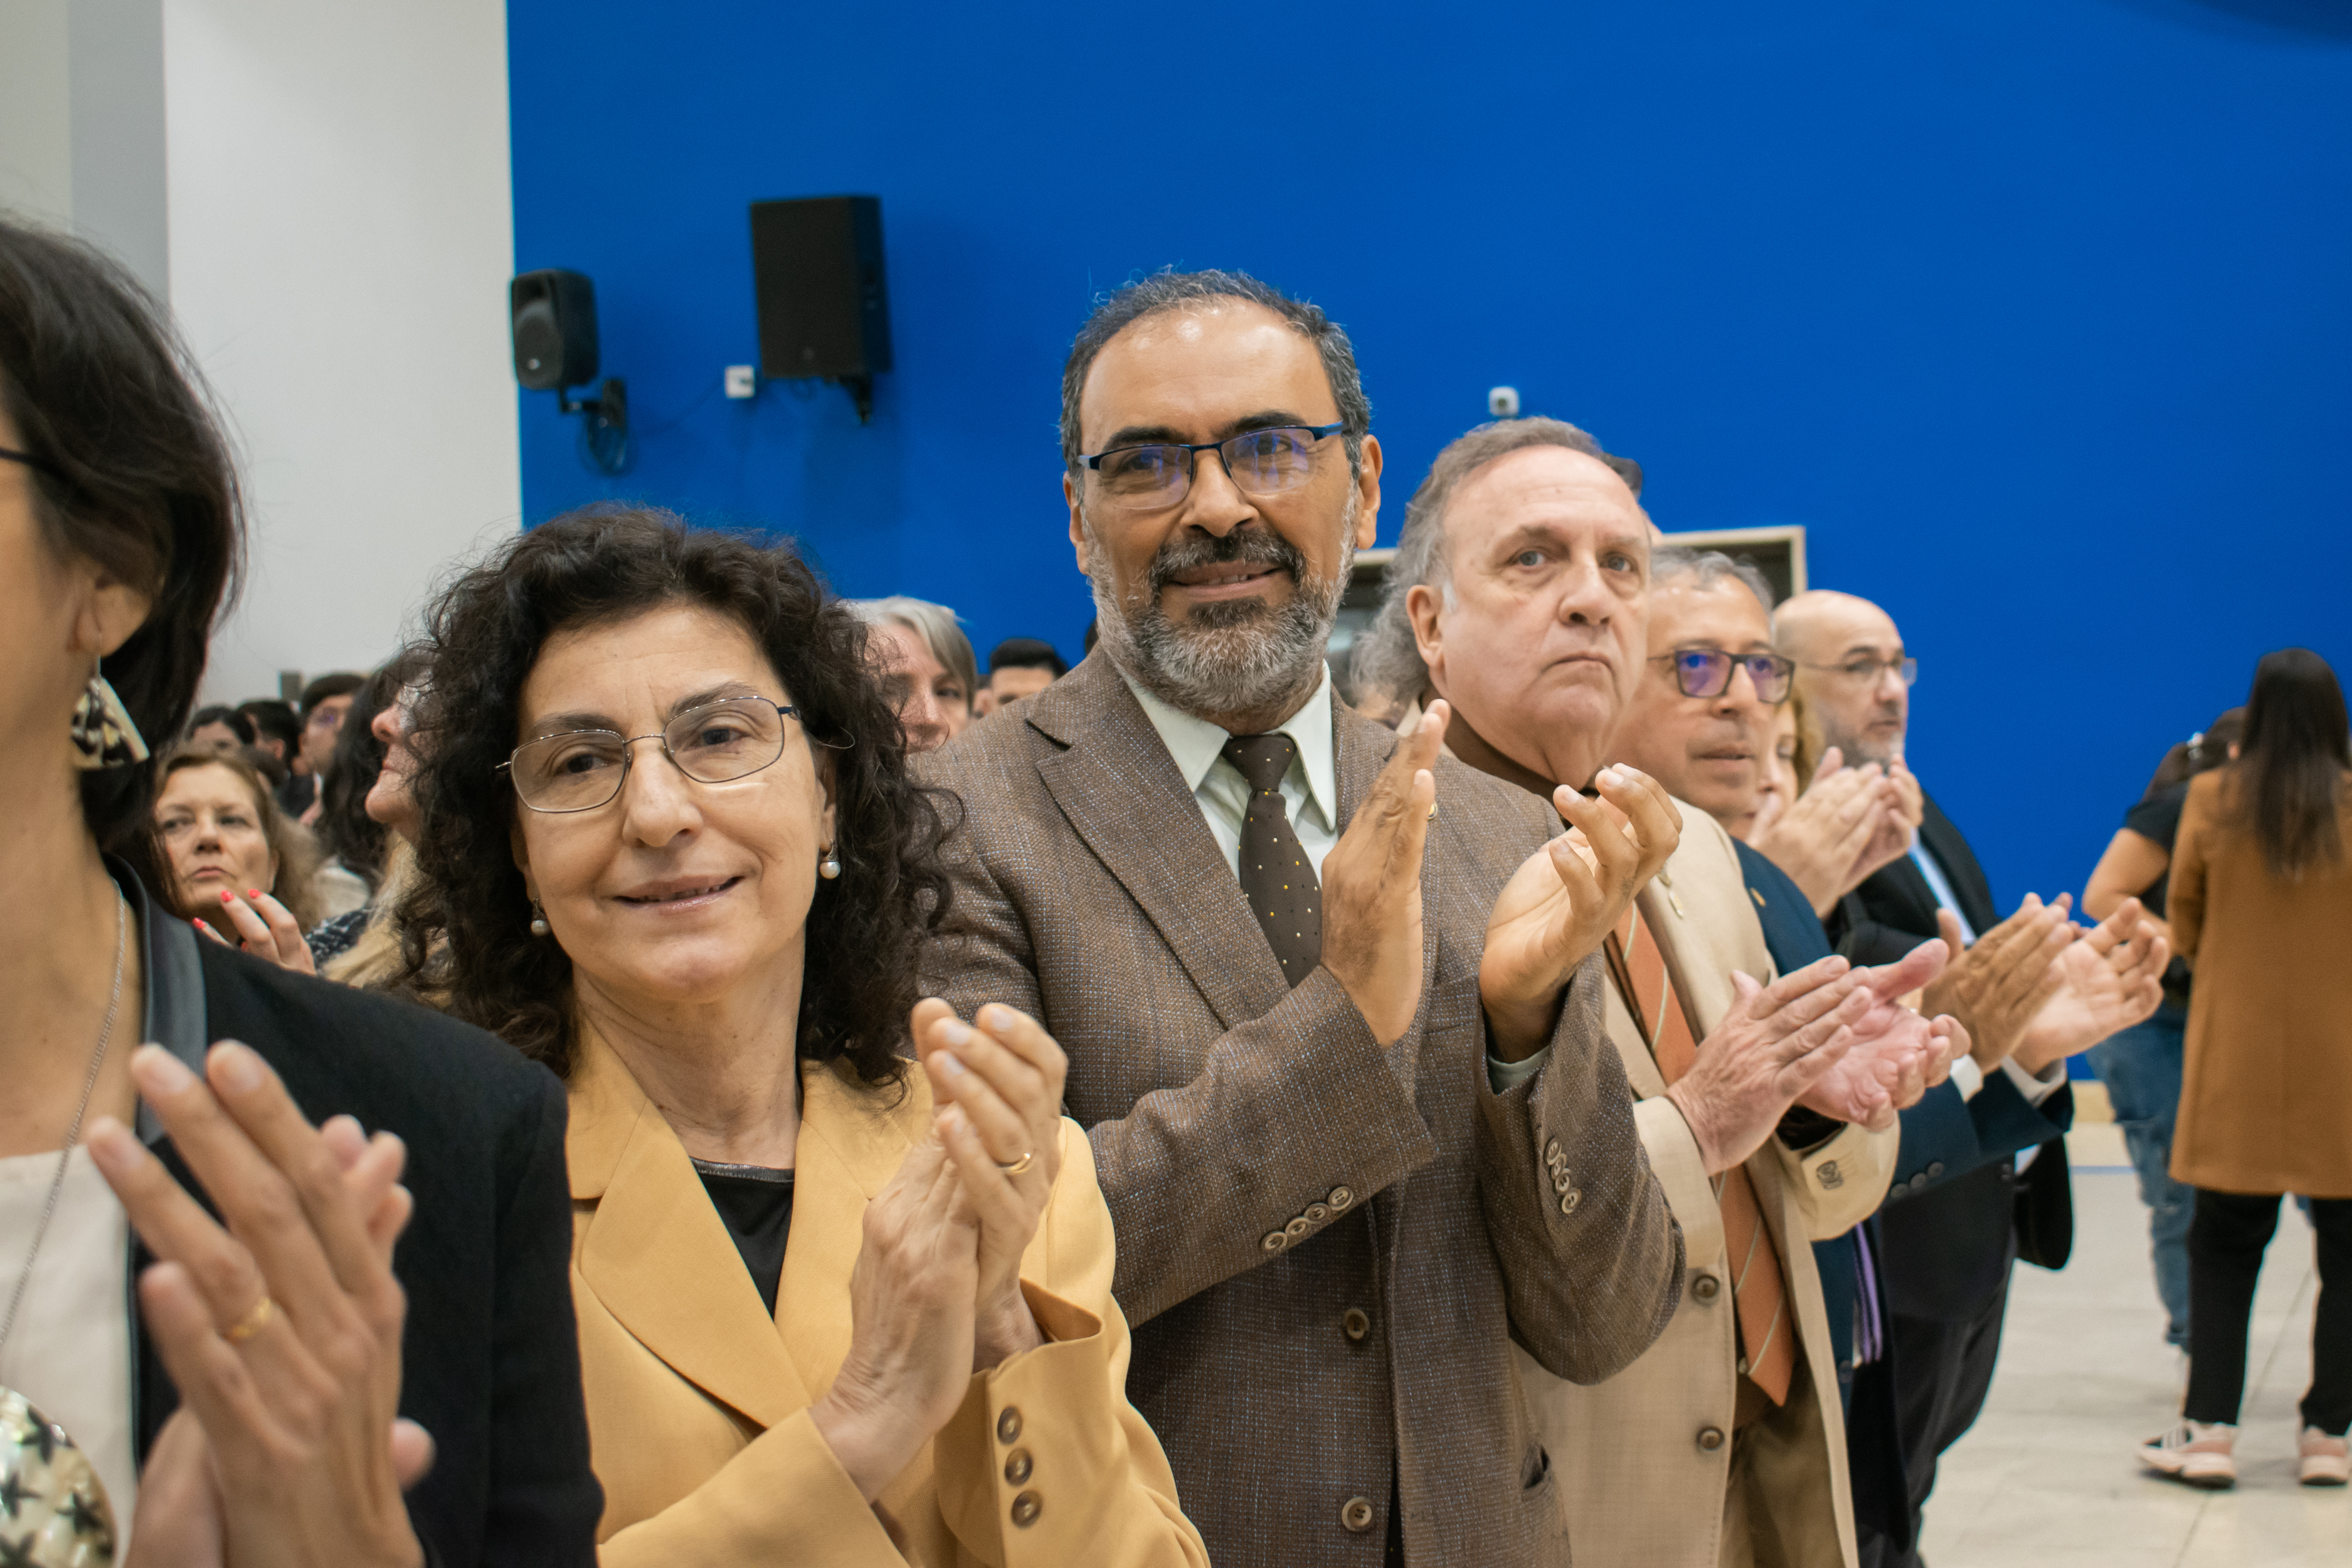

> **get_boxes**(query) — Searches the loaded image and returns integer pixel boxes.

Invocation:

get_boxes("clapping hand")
[1748,748,1915,916]
[1665,955,1878,1173]
[91,1044,424,1568]
[1794,938,1968,1130]
[1480,765,1682,1062]
[193,889,316,976]
[1318,701,1447,1045]
[1918,895,2075,1067]
[911,999,1066,1370]
[2011,898,2168,1074]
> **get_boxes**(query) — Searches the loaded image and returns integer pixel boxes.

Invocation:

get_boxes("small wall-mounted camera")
[1488,386,1521,418]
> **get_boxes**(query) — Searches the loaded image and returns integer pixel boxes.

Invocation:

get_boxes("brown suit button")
[1340,1495,1376,1532]
[1004,1448,1033,1485]
[1692,1274,1721,1302]
[1342,1307,1371,1342]
[1305,1202,1330,1224]
[1263,1230,1289,1253]
[996,1407,1023,1444]
[1327,1185,1355,1210]
[1285,1216,1311,1239]
[1010,1490,1042,1528]
[1697,1426,1726,1452]
[1558,1189,1581,1216]
[1544,1136,1564,1165]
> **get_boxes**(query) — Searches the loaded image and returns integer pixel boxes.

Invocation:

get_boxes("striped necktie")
[1607,903,1795,1405]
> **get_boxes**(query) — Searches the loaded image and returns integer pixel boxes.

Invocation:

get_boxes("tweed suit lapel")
[1025,656,1289,1029]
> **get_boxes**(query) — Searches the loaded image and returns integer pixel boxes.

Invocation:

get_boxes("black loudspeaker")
[750,195,891,421]
[511,269,599,391]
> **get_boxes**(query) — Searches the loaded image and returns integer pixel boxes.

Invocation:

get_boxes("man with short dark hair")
[277,670,364,818]
[977,635,1067,716]
[924,271,1687,1567]
[236,697,300,768]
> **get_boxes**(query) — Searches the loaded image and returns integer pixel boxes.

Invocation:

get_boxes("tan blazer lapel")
[772,1059,920,1399]
[1024,658,1288,1028]
[568,1028,810,1428]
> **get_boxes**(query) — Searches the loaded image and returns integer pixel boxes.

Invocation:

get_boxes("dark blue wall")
[507,0,2352,907]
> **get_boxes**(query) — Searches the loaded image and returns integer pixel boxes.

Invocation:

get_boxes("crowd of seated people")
[6,210,2346,1568]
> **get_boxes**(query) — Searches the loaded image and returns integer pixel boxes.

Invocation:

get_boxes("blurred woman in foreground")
[401,508,1205,1564]
[0,213,598,1560]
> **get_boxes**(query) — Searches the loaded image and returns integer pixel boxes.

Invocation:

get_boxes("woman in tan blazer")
[401,508,1209,1564]
[2138,648,2352,1491]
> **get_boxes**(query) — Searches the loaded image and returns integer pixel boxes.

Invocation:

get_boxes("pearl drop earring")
[529,902,551,936]
[818,850,842,881]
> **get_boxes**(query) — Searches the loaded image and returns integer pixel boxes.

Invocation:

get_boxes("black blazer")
[1822,793,2074,1318]
[117,866,601,1565]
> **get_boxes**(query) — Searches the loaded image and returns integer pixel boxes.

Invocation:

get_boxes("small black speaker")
[511,269,600,391]
[750,196,891,418]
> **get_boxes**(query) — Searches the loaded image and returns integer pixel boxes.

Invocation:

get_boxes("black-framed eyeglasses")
[1652,647,1796,702]
[1797,655,1918,689]
[1078,422,1345,511]
[499,696,803,814]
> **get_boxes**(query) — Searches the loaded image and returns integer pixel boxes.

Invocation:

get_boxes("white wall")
[0,0,77,230]
[164,0,521,703]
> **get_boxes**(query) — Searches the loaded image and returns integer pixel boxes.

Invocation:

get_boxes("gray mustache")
[1145,529,1305,598]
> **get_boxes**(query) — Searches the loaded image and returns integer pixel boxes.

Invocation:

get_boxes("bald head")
[1775,590,1911,767]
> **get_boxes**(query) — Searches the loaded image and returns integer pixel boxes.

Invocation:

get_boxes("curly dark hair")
[397,506,951,1086]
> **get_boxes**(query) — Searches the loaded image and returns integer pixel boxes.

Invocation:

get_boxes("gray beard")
[1819,709,1905,769]
[1085,498,1354,724]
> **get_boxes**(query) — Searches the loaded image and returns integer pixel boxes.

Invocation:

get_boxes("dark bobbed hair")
[2224,648,2349,879]
[317,649,429,890]
[2142,706,2246,802]
[987,637,1067,679]
[186,704,255,745]
[0,218,242,886]
[399,506,951,1085]
[1059,268,1372,477]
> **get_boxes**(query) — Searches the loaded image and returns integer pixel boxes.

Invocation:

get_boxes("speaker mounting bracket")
[555,378,631,475]
[828,374,875,425]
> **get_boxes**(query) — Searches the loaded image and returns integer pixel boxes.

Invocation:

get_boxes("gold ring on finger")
[224,1295,276,1344]
[1426,802,1439,822]
[996,1150,1034,1177]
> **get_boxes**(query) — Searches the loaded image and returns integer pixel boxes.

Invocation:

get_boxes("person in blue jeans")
[2084,707,2243,1347]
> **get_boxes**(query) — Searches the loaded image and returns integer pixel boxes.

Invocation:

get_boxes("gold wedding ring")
[1426,802,1439,821]
[224,1295,276,1344]
[996,1151,1035,1177]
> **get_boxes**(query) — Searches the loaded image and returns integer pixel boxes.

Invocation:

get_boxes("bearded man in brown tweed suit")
[920,272,1877,1567]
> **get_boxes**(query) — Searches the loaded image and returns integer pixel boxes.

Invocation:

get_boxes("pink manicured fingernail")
[220,891,234,903]
[246,889,262,901]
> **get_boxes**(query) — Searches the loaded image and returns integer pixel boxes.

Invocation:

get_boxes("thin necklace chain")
[0,891,128,1360]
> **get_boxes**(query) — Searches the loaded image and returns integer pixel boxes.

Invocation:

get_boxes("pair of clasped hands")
[1318,701,1966,1177]
[83,1000,1073,1562]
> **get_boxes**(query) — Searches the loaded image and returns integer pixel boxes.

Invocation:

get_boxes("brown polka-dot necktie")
[1222,734,1321,988]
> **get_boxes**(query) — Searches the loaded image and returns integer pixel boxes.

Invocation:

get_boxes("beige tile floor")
[1916,1123,2349,1567]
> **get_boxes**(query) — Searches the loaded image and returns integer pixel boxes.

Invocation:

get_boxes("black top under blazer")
[116,864,601,1565]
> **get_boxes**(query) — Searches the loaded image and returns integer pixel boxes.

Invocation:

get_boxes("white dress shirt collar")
[1120,663,1340,837]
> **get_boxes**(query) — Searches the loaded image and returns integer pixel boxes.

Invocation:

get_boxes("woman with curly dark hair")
[400,506,1205,1565]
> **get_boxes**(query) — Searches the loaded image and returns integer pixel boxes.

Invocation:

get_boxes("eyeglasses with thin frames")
[1651,647,1796,703]
[1796,655,1918,689]
[499,696,804,814]
[1078,422,1345,511]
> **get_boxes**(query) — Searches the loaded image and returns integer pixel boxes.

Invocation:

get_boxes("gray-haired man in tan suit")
[1353,417,1968,1567]
[919,272,1883,1567]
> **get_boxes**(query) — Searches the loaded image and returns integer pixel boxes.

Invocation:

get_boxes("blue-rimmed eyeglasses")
[499,696,802,813]
[1078,422,1345,511]
[1652,647,1797,703]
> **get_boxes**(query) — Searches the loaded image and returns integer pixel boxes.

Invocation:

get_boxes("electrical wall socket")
[724,364,757,399]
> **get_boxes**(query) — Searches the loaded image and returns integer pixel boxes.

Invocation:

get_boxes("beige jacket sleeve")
[1627,1099,1897,1259]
